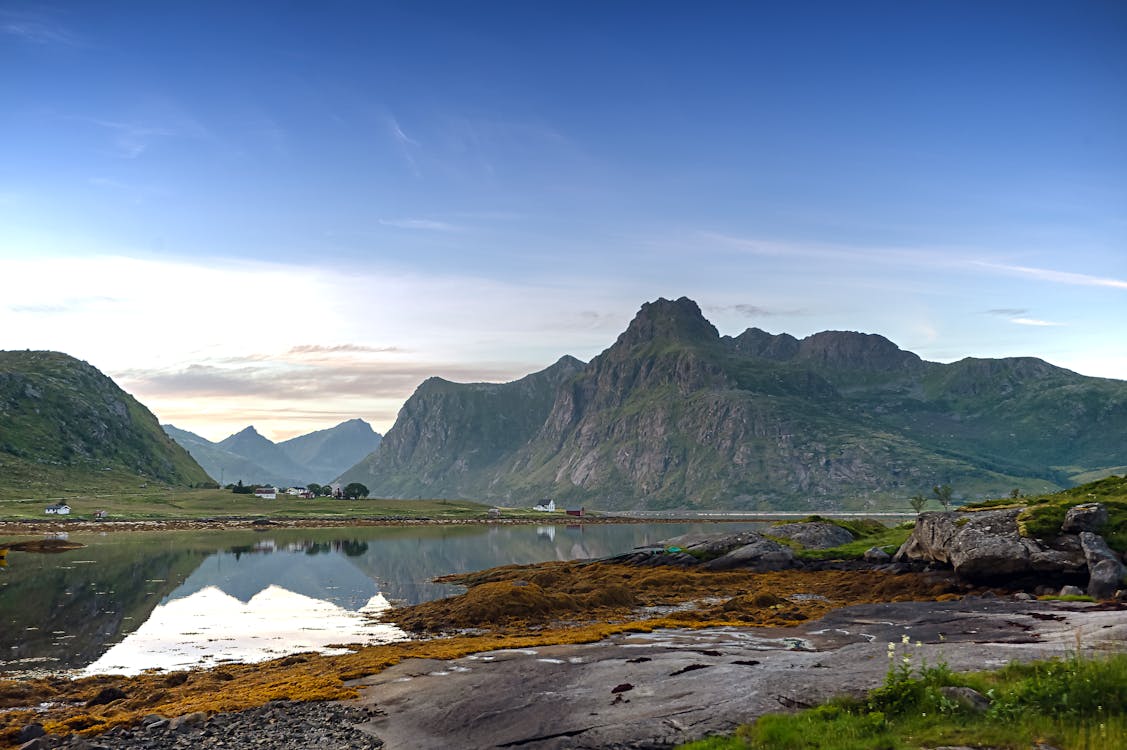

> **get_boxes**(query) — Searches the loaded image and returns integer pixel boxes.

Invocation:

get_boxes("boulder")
[1062,503,1108,534]
[1080,531,1126,599]
[769,521,854,549]
[893,509,1086,581]
[703,538,795,571]
[1059,585,1085,597]
[863,547,892,563]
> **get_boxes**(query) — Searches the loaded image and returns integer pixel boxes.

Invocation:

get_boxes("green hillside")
[0,350,211,495]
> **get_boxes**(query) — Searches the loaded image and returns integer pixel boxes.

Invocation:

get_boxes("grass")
[777,516,914,562]
[0,487,502,521]
[963,474,1127,554]
[677,647,1127,750]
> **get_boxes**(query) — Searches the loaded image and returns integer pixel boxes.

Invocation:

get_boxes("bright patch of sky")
[1,1,1124,440]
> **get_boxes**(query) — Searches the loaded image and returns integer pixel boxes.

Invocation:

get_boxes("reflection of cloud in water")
[83,585,405,676]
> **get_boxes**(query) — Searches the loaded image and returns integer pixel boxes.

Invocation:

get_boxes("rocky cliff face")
[340,297,1127,510]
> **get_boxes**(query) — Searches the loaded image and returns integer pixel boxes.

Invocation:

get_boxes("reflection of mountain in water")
[0,542,209,672]
[1,522,764,673]
[169,545,379,611]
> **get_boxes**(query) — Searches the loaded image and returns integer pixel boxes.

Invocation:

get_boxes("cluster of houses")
[251,484,344,500]
[531,499,584,517]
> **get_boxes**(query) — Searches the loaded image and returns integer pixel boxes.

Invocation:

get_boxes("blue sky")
[1,1,1125,440]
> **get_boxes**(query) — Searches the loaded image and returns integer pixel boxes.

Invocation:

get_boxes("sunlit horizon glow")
[2,2,1124,442]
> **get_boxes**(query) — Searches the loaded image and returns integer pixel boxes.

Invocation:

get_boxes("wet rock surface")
[38,701,383,750]
[354,598,1126,750]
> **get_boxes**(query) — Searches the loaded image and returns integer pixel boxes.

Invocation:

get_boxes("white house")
[253,486,278,500]
[532,499,556,512]
[286,487,306,496]
[45,503,71,515]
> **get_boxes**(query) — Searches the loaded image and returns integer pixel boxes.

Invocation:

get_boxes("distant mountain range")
[164,419,382,488]
[339,297,1127,510]
[0,351,211,490]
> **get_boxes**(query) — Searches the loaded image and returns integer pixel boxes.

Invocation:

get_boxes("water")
[0,521,765,675]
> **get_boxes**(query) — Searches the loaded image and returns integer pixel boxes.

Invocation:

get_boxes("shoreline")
[0,514,821,535]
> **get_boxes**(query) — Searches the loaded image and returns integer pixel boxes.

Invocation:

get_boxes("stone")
[17,739,45,750]
[939,685,991,713]
[15,725,45,744]
[1011,592,1035,601]
[169,711,208,731]
[1079,531,1127,599]
[1059,585,1084,597]
[1088,559,1126,600]
[863,546,892,563]
[1062,503,1108,533]
[768,521,854,549]
[893,509,1085,581]
[86,686,127,706]
[703,538,795,571]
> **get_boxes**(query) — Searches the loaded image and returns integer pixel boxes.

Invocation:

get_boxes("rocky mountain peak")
[796,330,923,371]
[614,297,719,350]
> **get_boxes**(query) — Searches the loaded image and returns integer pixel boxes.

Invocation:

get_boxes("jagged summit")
[614,297,719,349]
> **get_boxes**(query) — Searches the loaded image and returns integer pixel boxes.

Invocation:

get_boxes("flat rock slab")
[354,599,1125,750]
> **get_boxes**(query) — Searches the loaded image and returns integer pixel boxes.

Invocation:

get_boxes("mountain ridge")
[339,297,1127,510]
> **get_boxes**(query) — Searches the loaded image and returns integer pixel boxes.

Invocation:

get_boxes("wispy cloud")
[1010,317,1065,327]
[1,11,79,46]
[10,296,118,315]
[706,303,800,318]
[385,115,421,176]
[972,261,1127,291]
[116,360,539,401]
[983,308,1064,327]
[378,218,463,232]
[288,344,405,355]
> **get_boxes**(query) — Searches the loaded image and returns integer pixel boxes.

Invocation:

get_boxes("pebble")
[37,701,383,750]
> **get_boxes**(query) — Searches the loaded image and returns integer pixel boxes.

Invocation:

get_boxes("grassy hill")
[0,351,211,496]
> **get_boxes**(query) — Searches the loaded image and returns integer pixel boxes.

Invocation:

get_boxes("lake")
[0,521,765,676]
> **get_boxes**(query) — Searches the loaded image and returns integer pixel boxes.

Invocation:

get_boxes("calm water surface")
[0,522,765,675]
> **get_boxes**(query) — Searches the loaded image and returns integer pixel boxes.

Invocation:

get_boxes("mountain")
[339,297,1127,510]
[217,426,311,487]
[278,418,382,480]
[0,350,211,490]
[164,419,383,488]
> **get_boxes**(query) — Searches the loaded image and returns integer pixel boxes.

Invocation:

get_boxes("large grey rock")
[1080,531,1127,599]
[863,546,892,563]
[703,538,796,571]
[1062,503,1108,533]
[893,509,1086,581]
[769,521,854,549]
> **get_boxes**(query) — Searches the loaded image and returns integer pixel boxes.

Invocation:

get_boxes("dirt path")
[351,597,1126,750]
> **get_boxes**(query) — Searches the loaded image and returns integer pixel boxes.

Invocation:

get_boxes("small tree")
[307,483,323,497]
[932,484,954,511]
[909,494,929,516]
[343,482,369,500]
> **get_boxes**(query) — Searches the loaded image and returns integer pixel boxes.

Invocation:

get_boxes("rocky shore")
[2,501,1124,749]
[15,701,383,750]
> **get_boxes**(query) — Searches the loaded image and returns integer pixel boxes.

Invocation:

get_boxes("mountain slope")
[0,350,211,489]
[339,297,1127,510]
[162,425,278,486]
[278,418,382,480]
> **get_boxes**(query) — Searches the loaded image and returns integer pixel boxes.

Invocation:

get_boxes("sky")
[1,1,1125,442]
